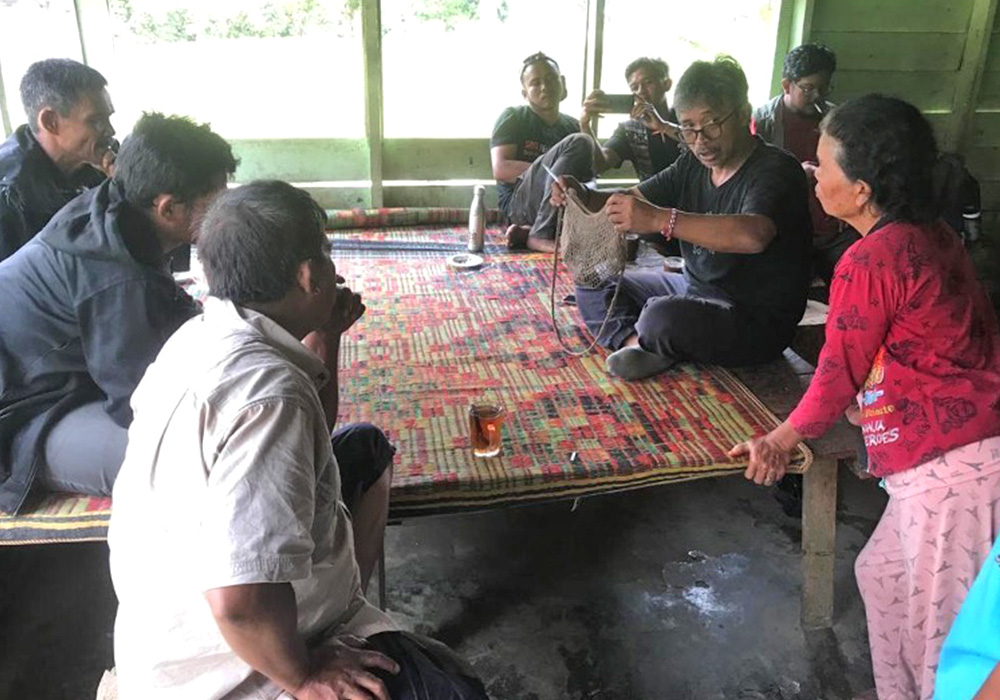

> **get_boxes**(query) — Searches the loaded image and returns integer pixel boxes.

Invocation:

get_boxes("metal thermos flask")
[468,185,486,253]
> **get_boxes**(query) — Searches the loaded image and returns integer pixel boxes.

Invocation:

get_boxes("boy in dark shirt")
[490,52,596,253]
[581,57,682,182]
[552,56,812,381]
[752,43,858,284]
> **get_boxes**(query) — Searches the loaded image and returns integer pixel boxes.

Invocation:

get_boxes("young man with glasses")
[550,56,811,381]
[490,52,595,253]
[753,43,858,284]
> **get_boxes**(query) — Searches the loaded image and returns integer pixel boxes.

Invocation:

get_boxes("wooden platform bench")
[0,226,854,632]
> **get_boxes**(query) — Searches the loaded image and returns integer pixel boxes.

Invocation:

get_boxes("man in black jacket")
[0,58,116,261]
[0,113,237,514]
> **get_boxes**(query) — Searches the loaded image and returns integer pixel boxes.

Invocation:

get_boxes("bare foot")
[505,224,531,250]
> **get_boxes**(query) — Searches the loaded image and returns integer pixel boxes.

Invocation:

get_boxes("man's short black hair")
[783,44,837,82]
[114,113,238,209]
[624,57,669,83]
[673,55,748,114]
[520,52,560,82]
[19,58,108,134]
[199,180,330,305]
[821,94,939,223]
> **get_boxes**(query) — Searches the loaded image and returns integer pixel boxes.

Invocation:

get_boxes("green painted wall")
[810,0,999,211]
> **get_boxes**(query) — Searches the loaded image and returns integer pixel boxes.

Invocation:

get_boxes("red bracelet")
[661,208,678,241]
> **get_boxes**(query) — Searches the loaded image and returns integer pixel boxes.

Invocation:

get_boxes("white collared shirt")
[109,298,394,700]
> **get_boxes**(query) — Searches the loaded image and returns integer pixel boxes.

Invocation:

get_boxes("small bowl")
[664,256,684,273]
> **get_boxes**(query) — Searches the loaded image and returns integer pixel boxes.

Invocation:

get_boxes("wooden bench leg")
[377,542,387,611]
[801,456,838,629]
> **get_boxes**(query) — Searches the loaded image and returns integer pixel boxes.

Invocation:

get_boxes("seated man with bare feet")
[551,56,812,381]
[752,43,857,285]
[491,52,596,253]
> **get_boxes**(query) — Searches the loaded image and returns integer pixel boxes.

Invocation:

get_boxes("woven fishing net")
[559,190,627,287]
[550,189,626,355]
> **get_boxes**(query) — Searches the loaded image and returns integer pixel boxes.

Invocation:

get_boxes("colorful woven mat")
[326,226,812,517]
[0,223,811,540]
[0,493,111,545]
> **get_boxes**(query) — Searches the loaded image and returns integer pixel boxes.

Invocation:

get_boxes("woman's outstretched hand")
[729,421,803,486]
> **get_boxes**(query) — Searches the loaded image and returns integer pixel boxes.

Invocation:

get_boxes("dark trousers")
[507,133,595,241]
[367,631,489,700]
[576,270,793,366]
[331,422,395,507]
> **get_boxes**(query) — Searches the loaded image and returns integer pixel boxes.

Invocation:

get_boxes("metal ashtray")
[664,256,684,273]
[446,253,484,270]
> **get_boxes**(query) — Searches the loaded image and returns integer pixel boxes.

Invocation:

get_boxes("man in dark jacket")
[0,58,116,261]
[0,113,237,514]
[751,44,858,284]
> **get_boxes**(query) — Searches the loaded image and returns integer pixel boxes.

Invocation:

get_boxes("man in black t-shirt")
[581,57,682,182]
[491,52,596,253]
[552,56,811,381]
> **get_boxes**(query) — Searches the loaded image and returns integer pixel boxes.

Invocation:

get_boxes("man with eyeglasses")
[551,56,811,381]
[753,43,859,284]
[491,52,595,253]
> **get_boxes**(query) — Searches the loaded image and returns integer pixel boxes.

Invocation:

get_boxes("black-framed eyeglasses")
[675,110,736,145]
[794,80,832,98]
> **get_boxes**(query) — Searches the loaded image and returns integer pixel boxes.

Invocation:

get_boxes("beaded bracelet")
[661,208,679,241]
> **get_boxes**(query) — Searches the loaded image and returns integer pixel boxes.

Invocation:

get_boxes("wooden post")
[947,0,999,152]
[362,0,384,208]
[801,456,838,629]
[73,0,116,72]
[581,0,605,133]
[768,0,815,97]
[592,0,605,94]
[0,54,11,137]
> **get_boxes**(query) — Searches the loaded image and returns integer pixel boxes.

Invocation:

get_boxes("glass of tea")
[468,402,505,458]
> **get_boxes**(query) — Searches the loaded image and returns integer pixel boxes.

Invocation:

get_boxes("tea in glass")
[468,403,505,458]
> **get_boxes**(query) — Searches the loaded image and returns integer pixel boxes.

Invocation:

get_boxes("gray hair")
[673,55,748,114]
[19,58,108,133]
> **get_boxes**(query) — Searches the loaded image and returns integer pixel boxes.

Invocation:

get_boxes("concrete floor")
[0,465,886,700]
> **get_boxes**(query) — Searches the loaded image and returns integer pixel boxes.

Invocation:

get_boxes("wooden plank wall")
[970,9,1000,213]
[810,0,1000,213]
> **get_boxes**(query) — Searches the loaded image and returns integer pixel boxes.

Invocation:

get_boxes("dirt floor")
[0,463,885,700]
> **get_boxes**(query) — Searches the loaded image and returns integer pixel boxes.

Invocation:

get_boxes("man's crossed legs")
[506,132,595,252]
[576,269,792,379]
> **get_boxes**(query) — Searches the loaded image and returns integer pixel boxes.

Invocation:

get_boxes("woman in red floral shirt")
[731,95,1000,700]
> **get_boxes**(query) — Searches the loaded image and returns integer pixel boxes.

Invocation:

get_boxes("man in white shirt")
[109,181,487,699]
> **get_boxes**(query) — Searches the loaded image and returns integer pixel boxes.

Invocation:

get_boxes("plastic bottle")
[468,185,486,253]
